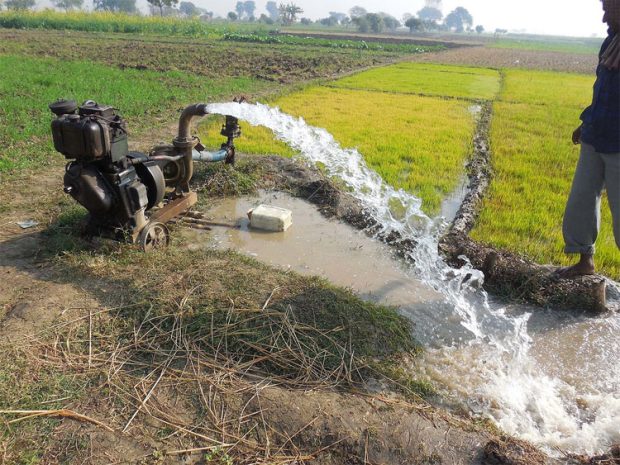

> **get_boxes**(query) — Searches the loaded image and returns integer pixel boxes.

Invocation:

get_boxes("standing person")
[558,0,620,277]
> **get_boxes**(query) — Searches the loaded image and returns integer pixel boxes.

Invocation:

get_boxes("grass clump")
[193,159,262,199]
[200,86,475,216]
[500,69,594,108]
[329,63,501,101]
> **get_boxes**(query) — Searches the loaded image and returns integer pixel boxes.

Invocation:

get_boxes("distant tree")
[417,6,442,22]
[265,0,279,20]
[243,0,255,19]
[349,5,366,19]
[405,17,423,33]
[148,0,178,16]
[320,16,336,26]
[380,13,400,30]
[93,0,136,13]
[300,17,312,25]
[235,1,244,18]
[258,13,273,24]
[444,6,472,32]
[402,12,412,23]
[475,24,484,34]
[179,1,198,16]
[52,0,83,10]
[353,15,369,33]
[365,13,384,33]
[278,3,303,25]
[328,11,347,25]
[425,0,442,9]
[227,11,237,20]
[422,19,441,31]
[5,0,35,9]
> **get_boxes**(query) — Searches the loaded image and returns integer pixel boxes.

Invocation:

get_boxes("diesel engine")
[49,99,240,250]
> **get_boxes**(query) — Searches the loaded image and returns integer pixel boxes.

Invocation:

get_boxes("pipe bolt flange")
[173,136,199,149]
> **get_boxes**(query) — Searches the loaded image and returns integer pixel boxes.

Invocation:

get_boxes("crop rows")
[0,10,265,37]
[222,32,443,54]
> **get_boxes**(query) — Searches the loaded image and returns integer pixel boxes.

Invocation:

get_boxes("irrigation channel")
[206,102,620,455]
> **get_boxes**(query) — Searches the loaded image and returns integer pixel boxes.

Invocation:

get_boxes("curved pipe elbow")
[177,103,209,141]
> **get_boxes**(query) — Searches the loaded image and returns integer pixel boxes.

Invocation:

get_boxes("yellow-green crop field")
[330,63,501,101]
[201,63,500,215]
[499,69,594,108]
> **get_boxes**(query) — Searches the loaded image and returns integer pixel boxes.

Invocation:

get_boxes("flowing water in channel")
[206,102,620,455]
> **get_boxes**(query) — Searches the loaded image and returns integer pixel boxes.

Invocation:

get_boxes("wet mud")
[243,153,612,314]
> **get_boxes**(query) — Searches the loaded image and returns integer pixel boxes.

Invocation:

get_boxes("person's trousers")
[563,142,620,255]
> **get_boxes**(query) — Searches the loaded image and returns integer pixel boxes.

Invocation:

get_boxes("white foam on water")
[206,102,620,455]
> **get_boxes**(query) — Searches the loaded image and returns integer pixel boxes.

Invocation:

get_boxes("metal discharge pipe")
[173,103,209,191]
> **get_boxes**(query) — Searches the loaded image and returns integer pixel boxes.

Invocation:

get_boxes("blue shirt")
[580,30,620,154]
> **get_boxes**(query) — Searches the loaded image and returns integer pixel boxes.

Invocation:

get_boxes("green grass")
[0,10,272,37]
[329,63,501,100]
[472,101,619,279]
[200,86,476,215]
[500,69,594,108]
[490,35,602,55]
[0,54,270,173]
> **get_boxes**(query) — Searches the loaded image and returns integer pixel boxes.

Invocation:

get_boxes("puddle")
[185,191,441,310]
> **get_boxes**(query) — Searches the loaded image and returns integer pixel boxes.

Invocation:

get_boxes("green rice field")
[0,55,269,173]
[329,63,501,100]
[472,69,618,278]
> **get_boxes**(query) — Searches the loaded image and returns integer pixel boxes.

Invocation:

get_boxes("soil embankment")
[244,153,611,313]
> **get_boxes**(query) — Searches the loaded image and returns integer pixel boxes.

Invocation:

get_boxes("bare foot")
[555,254,595,278]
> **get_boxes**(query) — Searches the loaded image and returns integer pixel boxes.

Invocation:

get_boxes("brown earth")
[0,29,404,83]
[408,45,598,74]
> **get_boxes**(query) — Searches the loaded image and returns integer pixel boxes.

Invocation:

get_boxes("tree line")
[0,0,487,34]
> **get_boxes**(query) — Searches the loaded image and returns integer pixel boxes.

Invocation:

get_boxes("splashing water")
[207,102,620,455]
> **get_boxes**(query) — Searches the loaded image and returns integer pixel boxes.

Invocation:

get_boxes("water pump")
[50,99,241,251]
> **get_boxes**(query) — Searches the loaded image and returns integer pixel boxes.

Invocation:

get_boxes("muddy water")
[203,102,619,455]
[185,191,441,312]
[185,191,620,455]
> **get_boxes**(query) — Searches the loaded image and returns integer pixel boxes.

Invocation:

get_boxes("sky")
[196,0,609,38]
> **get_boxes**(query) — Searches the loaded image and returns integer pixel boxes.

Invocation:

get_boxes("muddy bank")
[243,153,610,314]
[441,104,611,314]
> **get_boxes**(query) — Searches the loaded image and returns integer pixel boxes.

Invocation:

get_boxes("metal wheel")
[139,222,170,252]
